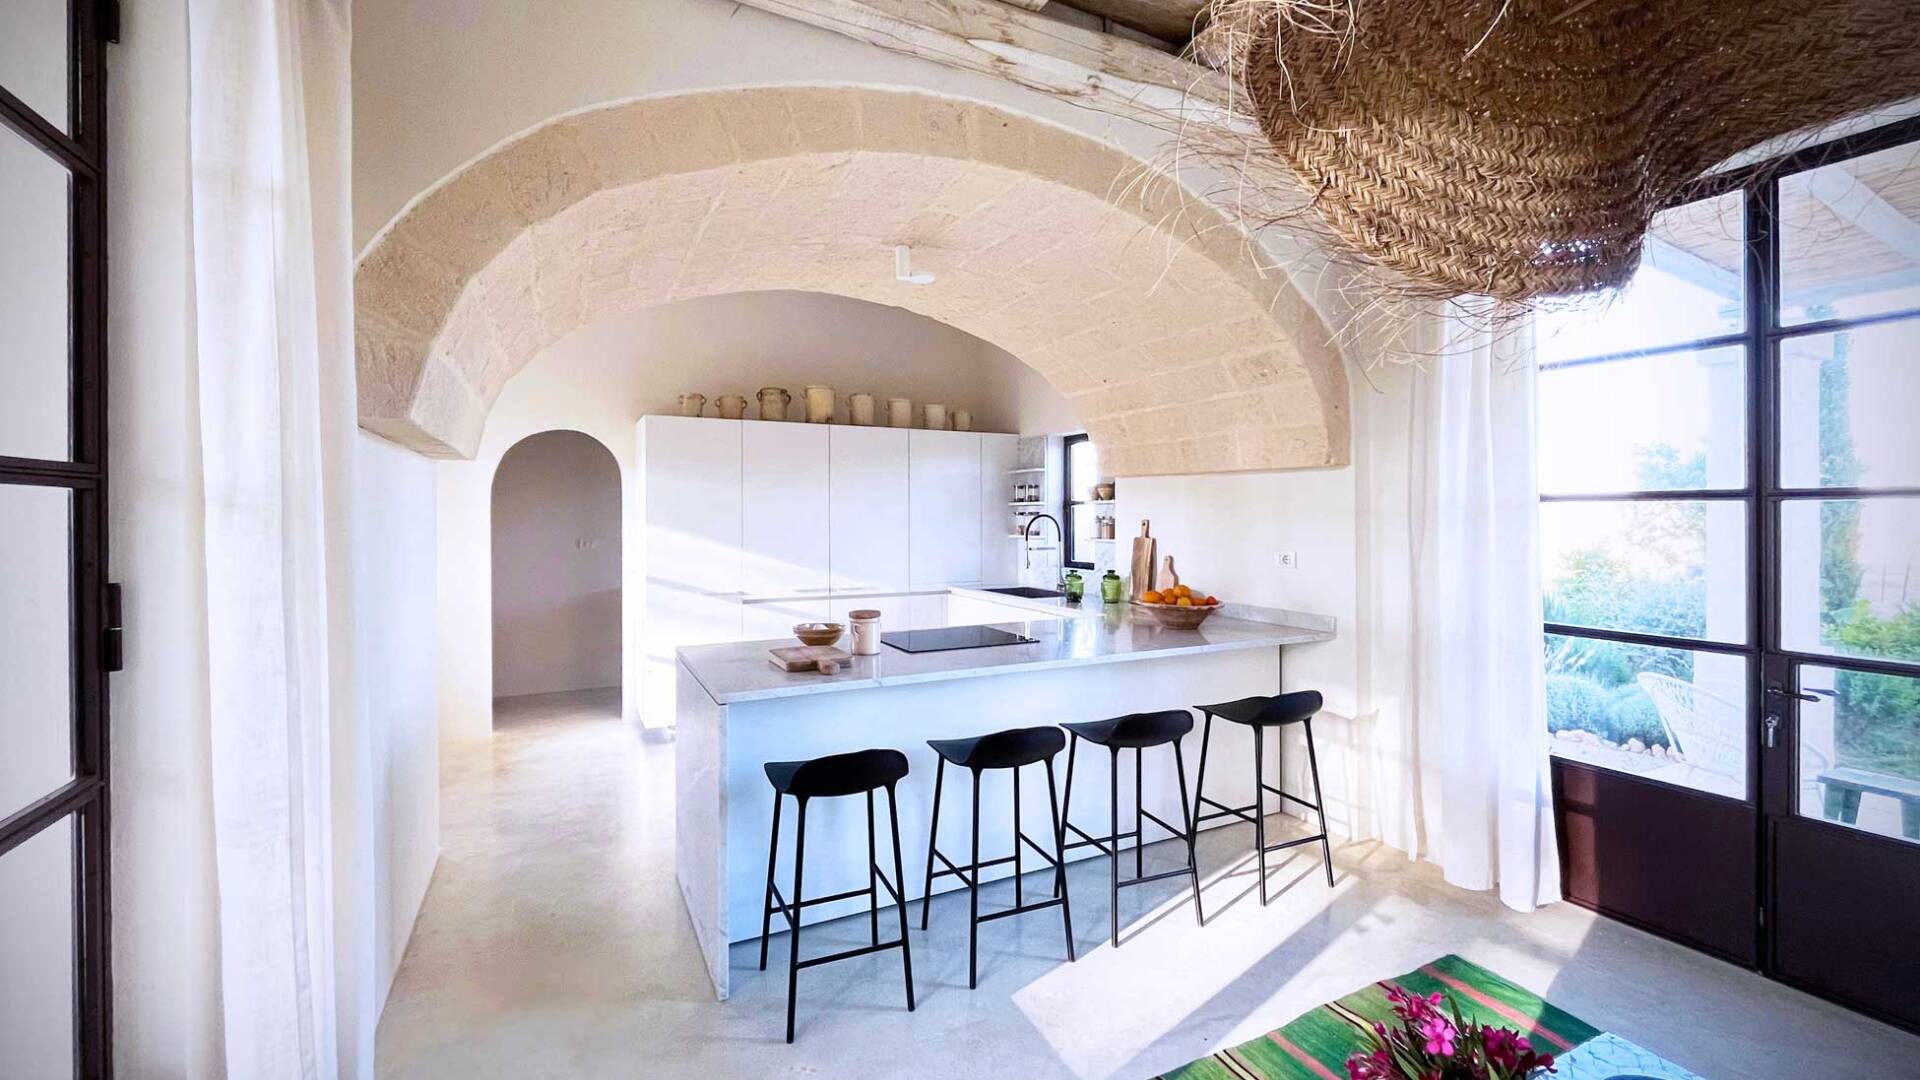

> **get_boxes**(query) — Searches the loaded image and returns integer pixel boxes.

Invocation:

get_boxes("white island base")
[673,609,1334,999]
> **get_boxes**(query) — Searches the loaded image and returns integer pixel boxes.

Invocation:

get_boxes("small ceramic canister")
[804,385,835,423]
[951,408,972,432]
[847,392,876,426]
[921,402,947,430]
[715,394,748,420]
[887,398,912,428]
[676,393,706,417]
[849,609,882,655]
[757,387,790,421]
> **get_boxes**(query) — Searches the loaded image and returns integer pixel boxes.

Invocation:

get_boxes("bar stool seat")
[1060,709,1203,944]
[921,725,1074,989]
[758,748,914,1043]
[1191,690,1334,905]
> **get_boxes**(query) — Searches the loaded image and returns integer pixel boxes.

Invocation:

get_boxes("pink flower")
[1418,1015,1457,1057]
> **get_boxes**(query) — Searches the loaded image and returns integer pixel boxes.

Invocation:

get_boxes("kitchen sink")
[984,586,1066,599]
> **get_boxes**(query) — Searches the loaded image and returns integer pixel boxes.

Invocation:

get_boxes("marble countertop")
[677,601,1335,706]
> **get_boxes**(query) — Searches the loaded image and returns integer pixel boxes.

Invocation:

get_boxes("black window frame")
[1062,432,1095,569]
[0,3,114,1077]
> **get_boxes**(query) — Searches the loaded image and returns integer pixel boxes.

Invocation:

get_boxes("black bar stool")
[1190,690,1334,904]
[919,725,1074,989]
[758,748,915,1043]
[1059,709,1203,944]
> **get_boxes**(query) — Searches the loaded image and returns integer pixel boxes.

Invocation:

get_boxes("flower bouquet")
[1346,984,1557,1080]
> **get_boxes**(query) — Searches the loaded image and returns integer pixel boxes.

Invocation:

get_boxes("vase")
[804,385,835,423]
[756,387,790,421]
[921,402,947,430]
[676,393,706,417]
[887,398,912,428]
[952,408,972,431]
[715,394,747,420]
[847,392,876,426]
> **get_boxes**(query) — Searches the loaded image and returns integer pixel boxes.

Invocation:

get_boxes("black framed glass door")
[1542,115,1920,1031]
[0,0,113,1075]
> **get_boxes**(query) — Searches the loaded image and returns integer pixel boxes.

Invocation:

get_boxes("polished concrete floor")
[375,688,1920,1079]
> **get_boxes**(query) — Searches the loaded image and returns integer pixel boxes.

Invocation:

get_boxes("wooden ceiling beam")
[733,0,1234,125]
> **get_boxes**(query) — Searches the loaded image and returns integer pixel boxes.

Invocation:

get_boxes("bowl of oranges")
[1132,584,1222,630]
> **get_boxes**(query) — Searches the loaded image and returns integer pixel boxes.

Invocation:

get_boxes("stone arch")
[354,85,1348,475]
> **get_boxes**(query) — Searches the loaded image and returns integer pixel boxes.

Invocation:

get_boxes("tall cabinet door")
[640,416,742,724]
[979,433,1020,585]
[909,430,983,588]
[829,426,911,594]
[741,421,830,598]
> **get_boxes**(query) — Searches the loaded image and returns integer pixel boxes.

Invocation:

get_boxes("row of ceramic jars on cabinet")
[675,387,973,430]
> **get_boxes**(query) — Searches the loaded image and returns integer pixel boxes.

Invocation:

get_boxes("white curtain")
[1369,307,1561,911]
[187,1,366,1076]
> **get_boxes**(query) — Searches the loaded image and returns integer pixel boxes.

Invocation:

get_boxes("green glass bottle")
[1100,570,1124,604]
[1062,570,1085,602]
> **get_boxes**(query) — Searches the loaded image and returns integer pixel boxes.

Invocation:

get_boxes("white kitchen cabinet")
[908,592,948,631]
[741,421,829,598]
[979,432,1019,585]
[828,426,911,594]
[908,429,982,588]
[827,593,913,631]
[640,416,743,725]
[943,592,1068,629]
[742,597,829,642]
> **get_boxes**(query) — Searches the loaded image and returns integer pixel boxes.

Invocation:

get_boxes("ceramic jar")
[887,398,912,428]
[757,387,790,421]
[921,402,947,430]
[951,408,973,432]
[676,393,706,417]
[849,609,882,655]
[847,392,876,426]
[715,394,748,420]
[804,385,835,423]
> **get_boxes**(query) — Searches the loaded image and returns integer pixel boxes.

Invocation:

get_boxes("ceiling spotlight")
[894,244,936,285]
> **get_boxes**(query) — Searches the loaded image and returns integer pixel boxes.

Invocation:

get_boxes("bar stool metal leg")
[1304,718,1335,888]
[920,757,944,930]
[968,768,983,989]
[1190,713,1213,834]
[1045,762,1076,961]
[786,797,809,1044]
[1013,764,1024,910]
[1253,725,1269,905]
[866,789,880,947]
[1172,740,1202,926]
[1134,749,1145,879]
[885,783,916,1011]
[759,793,783,971]
[1108,746,1121,947]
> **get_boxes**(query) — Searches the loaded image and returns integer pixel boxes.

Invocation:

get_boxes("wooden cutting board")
[1130,519,1157,601]
[768,645,851,673]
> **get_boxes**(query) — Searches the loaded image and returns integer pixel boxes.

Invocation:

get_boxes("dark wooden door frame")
[1551,113,1920,1036]
[0,1,113,1075]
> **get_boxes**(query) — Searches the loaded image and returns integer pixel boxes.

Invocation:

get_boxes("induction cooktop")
[881,625,1038,653]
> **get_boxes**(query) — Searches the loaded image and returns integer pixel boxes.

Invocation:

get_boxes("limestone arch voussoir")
[354,84,1349,475]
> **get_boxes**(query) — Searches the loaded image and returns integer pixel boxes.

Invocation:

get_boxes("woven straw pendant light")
[1206,0,1920,301]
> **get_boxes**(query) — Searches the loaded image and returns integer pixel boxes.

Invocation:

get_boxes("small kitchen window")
[1063,433,1098,569]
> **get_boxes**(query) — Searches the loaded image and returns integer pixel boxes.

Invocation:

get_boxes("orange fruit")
[1141,589,1163,604]
[1173,584,1193,599]
[1204,596,1220,606]
[1177,596,1194,607]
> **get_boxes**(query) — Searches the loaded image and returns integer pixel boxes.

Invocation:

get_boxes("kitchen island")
[674,596,1335,998]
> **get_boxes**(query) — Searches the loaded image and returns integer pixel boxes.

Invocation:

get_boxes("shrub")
[1546,674,1611,737]
[1603,685,1670,748]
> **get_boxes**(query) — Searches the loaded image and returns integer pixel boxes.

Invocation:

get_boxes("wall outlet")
[1273,550,1298,570]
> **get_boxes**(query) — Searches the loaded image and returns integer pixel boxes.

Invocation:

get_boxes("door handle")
[1763,714,1780,749]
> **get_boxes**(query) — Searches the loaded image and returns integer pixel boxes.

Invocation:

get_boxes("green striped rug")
[1157,955,1601,1080]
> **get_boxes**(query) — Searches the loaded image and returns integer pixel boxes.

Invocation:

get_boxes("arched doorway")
[490,430,623,713]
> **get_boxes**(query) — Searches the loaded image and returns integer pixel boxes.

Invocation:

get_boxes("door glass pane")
[1068,502,1098,564]
[1546,633,1748,798]
[1780,140,1920,326]
[1539,345,1746,494]
[1066,437,1098,502]
[1,122,74,461]
[1534,191,1745,363]
[0,816,76,1077]
[1541,500,1748,643]
[1778,317,1920,490]
[0,0,70,132]
[1797,664,1920,844]
[1779,497,1920,663]
[0,484,74,819]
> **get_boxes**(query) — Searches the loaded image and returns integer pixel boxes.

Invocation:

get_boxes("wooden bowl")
[1130,601,1218,630]
[792,622,845,647]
